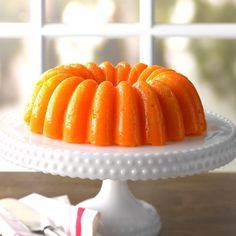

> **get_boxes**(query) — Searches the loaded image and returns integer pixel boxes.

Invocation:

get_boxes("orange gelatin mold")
[24,62,206,146]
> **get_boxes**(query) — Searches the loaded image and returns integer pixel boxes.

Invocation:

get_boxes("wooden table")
[0,172,235,236]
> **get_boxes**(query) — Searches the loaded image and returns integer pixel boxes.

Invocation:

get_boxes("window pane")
[154,0,236,23]
[154,37,236,124]
[0,38,30,109]
[45,0,139,24]
[44,37,139,70]
[0,1,29,22]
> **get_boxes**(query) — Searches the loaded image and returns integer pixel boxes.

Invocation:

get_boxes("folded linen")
[0,194,100,236]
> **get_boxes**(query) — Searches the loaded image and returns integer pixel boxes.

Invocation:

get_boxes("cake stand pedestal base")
[78,180,161,236]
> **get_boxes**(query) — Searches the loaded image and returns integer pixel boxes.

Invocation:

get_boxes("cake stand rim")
[0,110,235,180]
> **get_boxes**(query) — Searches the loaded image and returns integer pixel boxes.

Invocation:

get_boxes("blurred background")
[0,0,235,171]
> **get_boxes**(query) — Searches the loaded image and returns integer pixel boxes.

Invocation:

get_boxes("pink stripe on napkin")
[76,208,85,236]
[76,207,100,236]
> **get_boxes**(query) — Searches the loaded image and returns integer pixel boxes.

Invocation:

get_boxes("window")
[0,0,236,171]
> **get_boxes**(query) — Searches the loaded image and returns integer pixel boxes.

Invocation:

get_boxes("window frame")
[1,0,236,79]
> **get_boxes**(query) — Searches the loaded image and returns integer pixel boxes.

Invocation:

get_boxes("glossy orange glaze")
[86,62,105,84]
[138,65,162,82]
[116,61,131,85]
[63,79,98,143]
[145,68,175,82]
[29,73,71,134]
[57,64,94,80]
[168,72,206,133]
[24,80,44,124]
[153,72,200,135]
[43,76,83,139]
[24,68,61,124]
[99,61,116,85]
[127,63,147,85]
[134,80,166,145]
[87,81,115,145]
[147,79,185,141]
[115,81,142,146]
[25,62,206,146]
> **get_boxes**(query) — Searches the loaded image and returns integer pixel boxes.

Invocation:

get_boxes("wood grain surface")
[0,172,235,236]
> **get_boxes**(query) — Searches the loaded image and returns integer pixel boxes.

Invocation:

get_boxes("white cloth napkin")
[0,193,100,236]
[0,206,39,236]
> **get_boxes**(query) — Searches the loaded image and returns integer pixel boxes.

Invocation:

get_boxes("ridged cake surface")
[24,62,206,146]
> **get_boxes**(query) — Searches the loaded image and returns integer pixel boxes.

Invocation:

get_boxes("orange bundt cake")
[24,62,206,146]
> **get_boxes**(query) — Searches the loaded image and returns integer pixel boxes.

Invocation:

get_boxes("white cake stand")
[0,111,236,236]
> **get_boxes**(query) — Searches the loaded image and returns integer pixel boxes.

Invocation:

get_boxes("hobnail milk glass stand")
[0,111,236,236]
